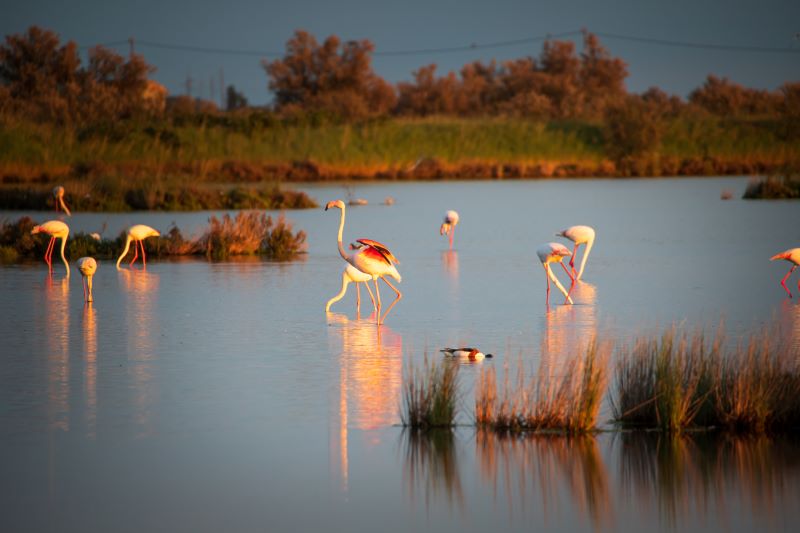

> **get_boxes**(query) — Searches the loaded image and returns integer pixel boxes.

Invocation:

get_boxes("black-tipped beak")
[324,205,329,211]
[486,354,493,359]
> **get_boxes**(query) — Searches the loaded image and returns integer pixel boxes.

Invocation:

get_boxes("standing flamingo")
[31,220,70,276]
[52,186,71,216]
[326,263,378,314]
[116,224,160,270]
[556,225,595,280]
[77,257,97,302]
[440,210,459,250]
[770,248,800,298]
[325,199,402,325]
[536,242,574,305]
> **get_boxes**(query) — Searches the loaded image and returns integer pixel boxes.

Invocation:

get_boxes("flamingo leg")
[129,239,139,267]
[561,261,577,301]
[569,243,578,277]
[45,236,55,266]
[82,277,87,301]
[355,281,361,314]
[363,281,377,311]
[379,277,403,324]
[546,263,573,305]
[374,278,382,325]
[449,226,454,250]
[780,265,797,298]
[141,239,147,268]
[544,264,551,306]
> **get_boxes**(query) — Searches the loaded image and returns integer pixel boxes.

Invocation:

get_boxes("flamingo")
[556,225,595,280]
[440,347,493,361]
[52,186,71,216]
[77,257,97,302]
[770,248,800,298]
[325,263,378,314]
[537,242,574,305]
[116,224,160,270]
[31,220,70,276]
[440,210,459,250]
[325,199,402,325]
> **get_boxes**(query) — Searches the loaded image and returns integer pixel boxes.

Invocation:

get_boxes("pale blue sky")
[1,0,798,105]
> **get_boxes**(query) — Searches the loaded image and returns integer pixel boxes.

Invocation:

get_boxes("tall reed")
[401,356,459,428]
[475,337,609,433]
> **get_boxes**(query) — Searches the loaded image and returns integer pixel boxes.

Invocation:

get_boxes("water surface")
[1,177,799,532]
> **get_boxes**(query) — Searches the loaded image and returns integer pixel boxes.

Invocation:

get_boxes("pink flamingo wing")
[356,239,399,264]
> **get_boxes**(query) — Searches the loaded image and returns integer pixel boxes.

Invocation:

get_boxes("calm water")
[1,177,799,532]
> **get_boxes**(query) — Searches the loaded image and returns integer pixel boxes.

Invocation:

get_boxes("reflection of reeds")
[401,356,459,428]
[617,432,800,527]
[476,430,612,527]
[612,325,800,433]
[475,337,609,433]
[401,428,464,510]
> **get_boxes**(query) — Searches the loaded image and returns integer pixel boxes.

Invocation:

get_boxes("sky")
[1,0,798,106]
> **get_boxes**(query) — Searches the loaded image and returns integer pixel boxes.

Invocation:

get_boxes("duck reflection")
[401,428,464,512]
[43,276,70,432]
[82,303,97,439]
[616,432,800,528]
[476,431,611,527]
[327,312,403,493]
[119,268,160,437]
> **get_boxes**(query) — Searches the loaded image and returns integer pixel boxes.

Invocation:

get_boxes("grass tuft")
[401,356,459,429]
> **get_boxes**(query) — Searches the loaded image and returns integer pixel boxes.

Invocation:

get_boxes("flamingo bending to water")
[771,248,800,298]
[440,210,459,249]
[52,186,71,216]
[77,257,97,302]
[556,225,595,280]
[31,220,70,276]
[325,199,402,325]
[116,225,160,270]
[537,242,574,305]
[325,263,377,314]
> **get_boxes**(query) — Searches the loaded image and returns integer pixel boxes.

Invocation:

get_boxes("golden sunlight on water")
[119,269,160,437]
[82,303,97,439]
[43,275,70,433]
[327,313,403,493]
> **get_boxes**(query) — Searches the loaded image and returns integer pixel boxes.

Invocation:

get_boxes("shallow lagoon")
[1,177,799,532]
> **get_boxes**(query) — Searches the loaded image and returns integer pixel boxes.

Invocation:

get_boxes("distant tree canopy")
[263,30,396,119]
[0,26,156,124]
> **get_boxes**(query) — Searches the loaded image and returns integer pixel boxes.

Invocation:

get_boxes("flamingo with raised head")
[52,186,71,216]
[326,263,377,314]
[77,257,97,302]
[556,225,595,280]
[325,199,402,325]
[440,210,459,249]
[31,220,70,276]
[536,242,574,305]
[771,248,800,298]
[116,224,160,270]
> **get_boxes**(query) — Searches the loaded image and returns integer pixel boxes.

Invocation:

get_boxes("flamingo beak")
[771,253,787,261]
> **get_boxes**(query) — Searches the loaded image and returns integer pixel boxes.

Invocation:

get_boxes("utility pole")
[209,77,215,105]
[185,75,193,97]
[128,36,135,58]
[219,67,225,110]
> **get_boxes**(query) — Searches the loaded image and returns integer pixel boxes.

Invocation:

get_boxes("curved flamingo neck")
[335,206,349,262]
[59,235,70,276]
[578,238,594,280]
[116,235,132,269]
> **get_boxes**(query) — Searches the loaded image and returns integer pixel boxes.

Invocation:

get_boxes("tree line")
[1,26,798,130]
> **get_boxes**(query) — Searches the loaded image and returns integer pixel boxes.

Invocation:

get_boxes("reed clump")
[0,213,307,264]
[475,337,610,433]
[401,356,459,429]
[742,172,800,199]
[611,325,800,433]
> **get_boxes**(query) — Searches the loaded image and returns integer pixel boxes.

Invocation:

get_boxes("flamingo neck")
[326,270,351,312]
[59,235,70,276]
[116,235,132,269]
[336,206,349,262]
[577,238,594,280]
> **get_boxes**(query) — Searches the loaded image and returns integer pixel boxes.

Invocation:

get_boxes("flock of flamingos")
[25,186,800,335]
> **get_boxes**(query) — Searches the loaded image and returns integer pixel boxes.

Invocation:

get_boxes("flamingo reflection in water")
[326,313,403,492]
[82,302,98,438]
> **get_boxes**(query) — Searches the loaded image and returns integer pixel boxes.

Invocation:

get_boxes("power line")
[595,31,800,54]
[79,30,800,58]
